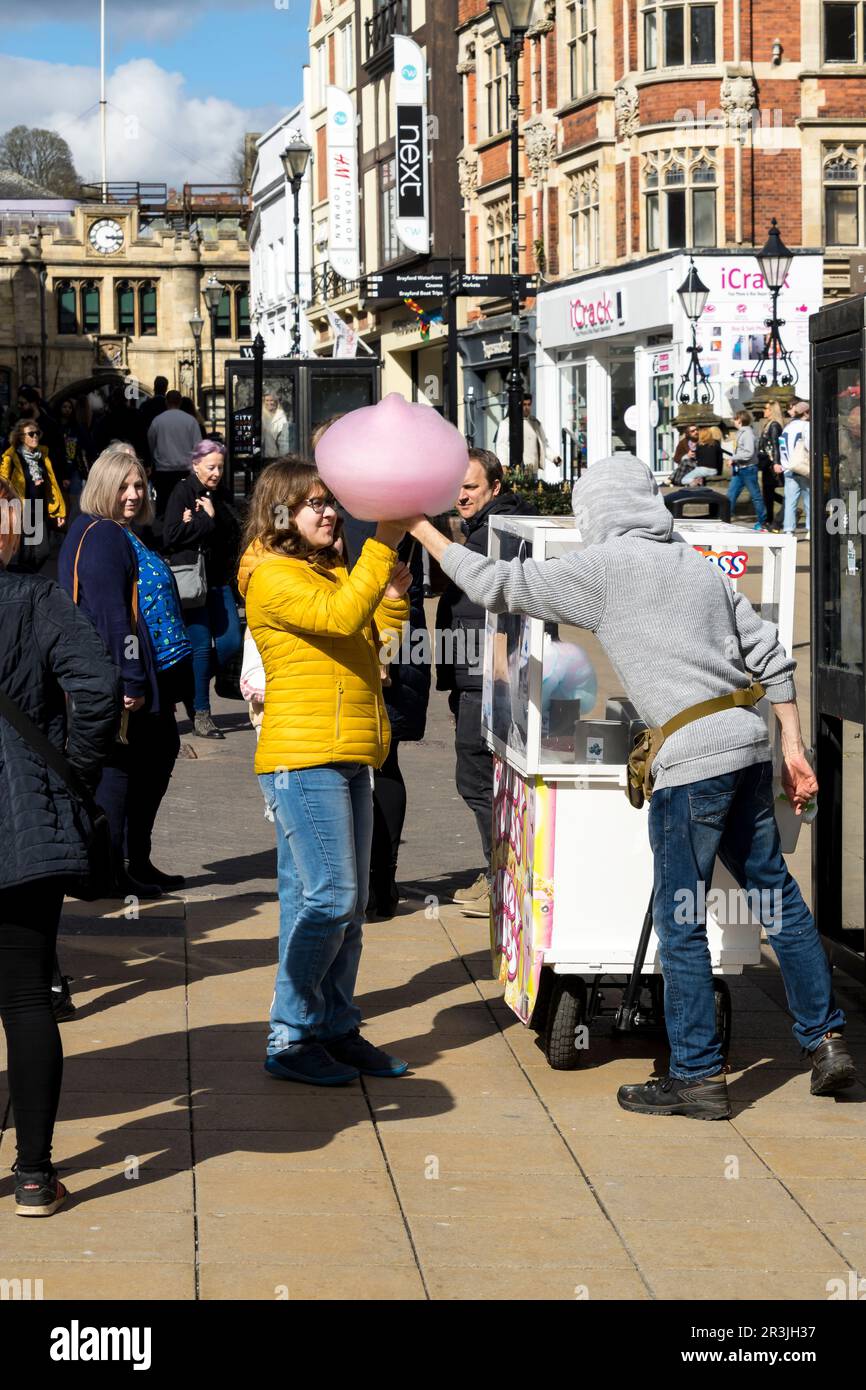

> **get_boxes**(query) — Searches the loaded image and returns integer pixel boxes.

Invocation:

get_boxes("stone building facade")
[0,191,251,426]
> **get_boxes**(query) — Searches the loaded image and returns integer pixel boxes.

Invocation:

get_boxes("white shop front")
[535,251,825,480]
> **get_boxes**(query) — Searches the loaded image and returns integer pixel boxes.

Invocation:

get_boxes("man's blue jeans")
[728,465,767,527]
[185,584,242,712]
[649,761,844,1079]
[259,763,373,1054]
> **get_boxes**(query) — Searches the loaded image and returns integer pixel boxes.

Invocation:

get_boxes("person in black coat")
[0,476,119,1215]
[162,441,242,739]
[436,449,531,917]
[340,517,431,918]
[758,401,785,530]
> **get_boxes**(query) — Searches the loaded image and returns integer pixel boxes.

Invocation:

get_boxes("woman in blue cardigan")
[58,444,192,899]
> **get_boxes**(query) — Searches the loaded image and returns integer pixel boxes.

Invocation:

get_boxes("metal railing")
[309,265,358,306]
[79,182,168,212]
[365,0,410,63]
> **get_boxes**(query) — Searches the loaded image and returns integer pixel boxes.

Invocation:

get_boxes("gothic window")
[824,145,864,244]
[570,168,600,270]
[644,148,717,251]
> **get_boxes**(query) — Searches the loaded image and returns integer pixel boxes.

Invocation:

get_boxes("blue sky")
[0,0,308,183]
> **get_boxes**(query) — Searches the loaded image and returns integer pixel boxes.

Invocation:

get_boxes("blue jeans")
[680,466,719,485]
[649,761,844,1079]
[782,472,811,533]
[259,763,374,1053]
[185,584,242,712]
[728,465,767,527]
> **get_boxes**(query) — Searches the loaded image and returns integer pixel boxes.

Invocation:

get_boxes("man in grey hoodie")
[405,455,855,1118]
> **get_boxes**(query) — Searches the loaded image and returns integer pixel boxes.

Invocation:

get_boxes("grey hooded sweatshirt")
[439,454,796,790]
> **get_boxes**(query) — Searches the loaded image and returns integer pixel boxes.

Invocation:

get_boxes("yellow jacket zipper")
[335,681,344,742]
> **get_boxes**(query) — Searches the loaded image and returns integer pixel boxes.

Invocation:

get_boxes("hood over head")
[571,454,674,546]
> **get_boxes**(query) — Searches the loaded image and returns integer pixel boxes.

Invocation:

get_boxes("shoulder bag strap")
[0,685,90,805]
[73,518,139,628]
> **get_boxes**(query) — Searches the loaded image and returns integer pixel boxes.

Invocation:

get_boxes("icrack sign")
[569,289,624,334]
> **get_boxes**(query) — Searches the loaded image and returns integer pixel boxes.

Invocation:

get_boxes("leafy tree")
[0,125,81,196]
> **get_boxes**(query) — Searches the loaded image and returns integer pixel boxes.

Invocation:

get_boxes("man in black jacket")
[436,448,530,917]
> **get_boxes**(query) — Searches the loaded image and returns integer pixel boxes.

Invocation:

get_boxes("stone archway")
[48,373,153,412]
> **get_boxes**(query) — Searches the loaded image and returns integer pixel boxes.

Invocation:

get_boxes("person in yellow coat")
[238,458,411,1086]
[1,418,66,569]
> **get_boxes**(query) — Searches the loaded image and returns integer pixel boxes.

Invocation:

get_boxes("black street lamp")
[280,137,312,357]
[750,217,797,409]
[489,0,536,472]
[203,273,223,430]
[188,310,204,414]
[673,258,719,429]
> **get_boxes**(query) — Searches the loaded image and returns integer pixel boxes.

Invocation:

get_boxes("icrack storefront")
[535,251,824,479]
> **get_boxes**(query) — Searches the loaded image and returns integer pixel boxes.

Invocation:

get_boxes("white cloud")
[0,54,283,187]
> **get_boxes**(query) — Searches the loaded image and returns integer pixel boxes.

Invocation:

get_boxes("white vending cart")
[483,516,799,1068]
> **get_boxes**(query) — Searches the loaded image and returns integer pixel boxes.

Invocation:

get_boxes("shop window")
[566,0,597,101]
[485,44,507,136]
[641,2,716,68]
[116,280,135,334]
[139,282,157,336]
[379,158,400,265]
[215,289,232,339]
[569,168,599,271]
[486,200,509,274]
[824,145,864,245]
[822,3,866,62]
[56,281,78,334]
[644,149,717,251]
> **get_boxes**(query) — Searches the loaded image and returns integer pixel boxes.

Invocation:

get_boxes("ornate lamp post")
[280,137,312,357]
[749,218,797,411]
[489,0,536,472]
[202,273,224,430]
[188,310,204,414]
[673,257,721,429]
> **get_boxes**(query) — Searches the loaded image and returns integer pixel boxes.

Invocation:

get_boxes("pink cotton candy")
[314,392,469,520]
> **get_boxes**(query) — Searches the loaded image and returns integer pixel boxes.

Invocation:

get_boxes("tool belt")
[625,680,765,810]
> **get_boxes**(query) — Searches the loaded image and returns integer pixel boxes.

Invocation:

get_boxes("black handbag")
[0,687,117,901]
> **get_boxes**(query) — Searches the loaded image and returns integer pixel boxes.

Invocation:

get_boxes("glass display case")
[483,514,797,782]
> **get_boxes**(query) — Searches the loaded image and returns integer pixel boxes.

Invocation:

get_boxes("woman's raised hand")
[384,560,412,600]
[196,496,216,519]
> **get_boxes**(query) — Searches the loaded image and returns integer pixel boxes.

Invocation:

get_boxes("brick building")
[454,0,866,473]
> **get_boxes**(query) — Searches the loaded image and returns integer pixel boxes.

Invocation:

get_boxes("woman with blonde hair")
[58,445,192,899]
[0,418,66,569]
[0,476,118,1214]
[237,458,411,1085]
[757,399,785,529]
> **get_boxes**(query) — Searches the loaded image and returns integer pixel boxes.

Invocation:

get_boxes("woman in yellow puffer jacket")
[238,458,411,1087]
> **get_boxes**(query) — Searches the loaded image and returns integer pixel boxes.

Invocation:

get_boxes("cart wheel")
[529,967,555,1033]
[543,977,587,1070]
[713,978,732,1063]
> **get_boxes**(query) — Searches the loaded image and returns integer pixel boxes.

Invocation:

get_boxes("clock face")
[89,218,124,254]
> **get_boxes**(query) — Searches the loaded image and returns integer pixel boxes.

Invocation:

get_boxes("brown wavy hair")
[242,456,343,568]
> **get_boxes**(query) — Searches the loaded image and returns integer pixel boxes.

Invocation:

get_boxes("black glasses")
[22,430,41,439]
[302,495,337,515]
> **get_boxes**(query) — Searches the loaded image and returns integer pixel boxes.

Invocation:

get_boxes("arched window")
[56,281,78,334]
[215,288,232,339]
[644,148,717,251]
[81,281,101,334]
[237,285,250,337]
[116,280,135,334]
[139,281,157,335]
[570,168,599,271]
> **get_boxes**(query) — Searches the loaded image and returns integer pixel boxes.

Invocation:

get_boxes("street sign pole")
[447,270,459,426]
[507,35,524,473]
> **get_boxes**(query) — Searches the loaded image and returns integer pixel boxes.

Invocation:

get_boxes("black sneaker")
[264,1041,359,1086]
[127,860,185,892]
[617,1072,731,1120]
[808,1033,858,1096]
[325,1028,408,1077]
[115,870,165,901]
[14,1165,68,1217]
[51,975,76,1023]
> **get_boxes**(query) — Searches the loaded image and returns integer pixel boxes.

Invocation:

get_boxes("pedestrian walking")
[90,385,146,462]
[494,391,561,476]
[436,448,529,918]
[58,444,192,900]
[0,476,119,1215]
[0,418,67,570]
[58,397,90,525]
[406,454,856,1116]
[146,390,203,516]
[758,400,785,530]
[162,441,242,740]
[727,408,767,529]
[779,400,811,537]
[237,458,411,1085]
